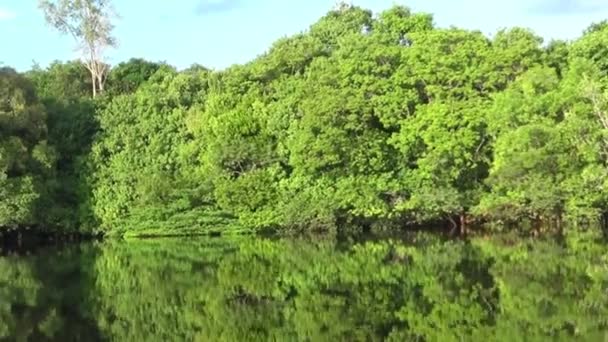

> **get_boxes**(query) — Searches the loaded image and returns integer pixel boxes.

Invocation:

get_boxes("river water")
[0,234,607,341]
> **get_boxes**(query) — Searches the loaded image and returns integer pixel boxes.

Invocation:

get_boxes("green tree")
[479,62,608,232]
[26,60,92,100]
[5,3,608,236]
[86,68,238,236]
[26,61,98,231]
[105,58,164,95]
[571,22,608,75]
[0,68,55,230]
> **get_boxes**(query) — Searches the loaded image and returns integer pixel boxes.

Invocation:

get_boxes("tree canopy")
[0,68,55,229]
[1,4,608,237]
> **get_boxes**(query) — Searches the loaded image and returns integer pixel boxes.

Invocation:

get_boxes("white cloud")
[0,8,16,20]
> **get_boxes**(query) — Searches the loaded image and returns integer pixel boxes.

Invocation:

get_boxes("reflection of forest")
[1,234,607,341]
[0,244,102,341]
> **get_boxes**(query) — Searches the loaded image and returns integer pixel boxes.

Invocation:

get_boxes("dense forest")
[2,4,608,238]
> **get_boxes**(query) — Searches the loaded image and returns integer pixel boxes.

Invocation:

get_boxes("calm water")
[0,235,607,341]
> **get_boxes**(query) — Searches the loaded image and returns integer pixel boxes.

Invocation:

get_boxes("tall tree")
[39,0,117,97]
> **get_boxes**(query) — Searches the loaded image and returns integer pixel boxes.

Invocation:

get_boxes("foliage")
[85,67,243,235]
[25,61,98,231]
[105,58,164,95]
[3,4,608,236]
[0,68,55,230]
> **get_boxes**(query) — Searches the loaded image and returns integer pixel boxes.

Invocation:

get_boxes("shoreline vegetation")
[2,4,608,240]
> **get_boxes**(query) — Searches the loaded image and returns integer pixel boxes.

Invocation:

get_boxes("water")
[0,235,606,341]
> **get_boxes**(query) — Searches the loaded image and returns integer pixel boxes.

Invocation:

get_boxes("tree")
[86,68,225,235]
[571,22,608,75]
[106,58,163,95]
[0,68,55,229]
[584,20,608,35]
[26,61,98,230]
[4,3,608,236]
[478,63,608,231]
[580,74,608,156]
[39,0,117,97]
[26,60,92,100]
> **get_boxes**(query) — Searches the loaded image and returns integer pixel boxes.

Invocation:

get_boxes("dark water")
[0,235,607,341]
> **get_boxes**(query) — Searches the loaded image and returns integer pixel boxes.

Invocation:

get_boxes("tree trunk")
[600,211,608,239]
[448,216,458,236]
[91,72,97,98]
[556,213,563,237]
[459,213,467,236]
[97,72,105,93]
[531,216,541,237]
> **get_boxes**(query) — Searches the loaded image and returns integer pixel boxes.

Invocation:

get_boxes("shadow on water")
[0,241,103,342]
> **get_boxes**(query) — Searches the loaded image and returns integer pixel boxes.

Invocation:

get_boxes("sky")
[1,0,607,71]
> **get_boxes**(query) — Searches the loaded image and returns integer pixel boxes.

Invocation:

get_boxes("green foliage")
[25,61,98,231]
[3,4,608,236]
[105,58,164,95]
[478,61,608,229]
[374,5,434,40]
[572,22,608,75]
[26,60,92,100]
[0,68,55,230]
[86,68,239,235]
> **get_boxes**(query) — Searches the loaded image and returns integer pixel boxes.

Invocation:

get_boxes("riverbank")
[0,228,102,254]
[2,221,604,249]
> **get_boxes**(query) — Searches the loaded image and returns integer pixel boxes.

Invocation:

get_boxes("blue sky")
[1,0,607,71]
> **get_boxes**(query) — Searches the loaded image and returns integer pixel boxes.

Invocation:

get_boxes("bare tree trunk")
[585,79,608,157]
[460,213,468,236]
[91,61,107,96]
[448,216,458,236]
[98,74,104,93]
[39,0,117,98]
[92,72,97,97]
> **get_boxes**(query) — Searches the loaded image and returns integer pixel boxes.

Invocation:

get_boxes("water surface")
[1,235,607,341]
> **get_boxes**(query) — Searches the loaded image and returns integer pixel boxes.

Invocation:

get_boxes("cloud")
[0,8,16,20]
[530,0,608,14]
[194,0,243,15]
